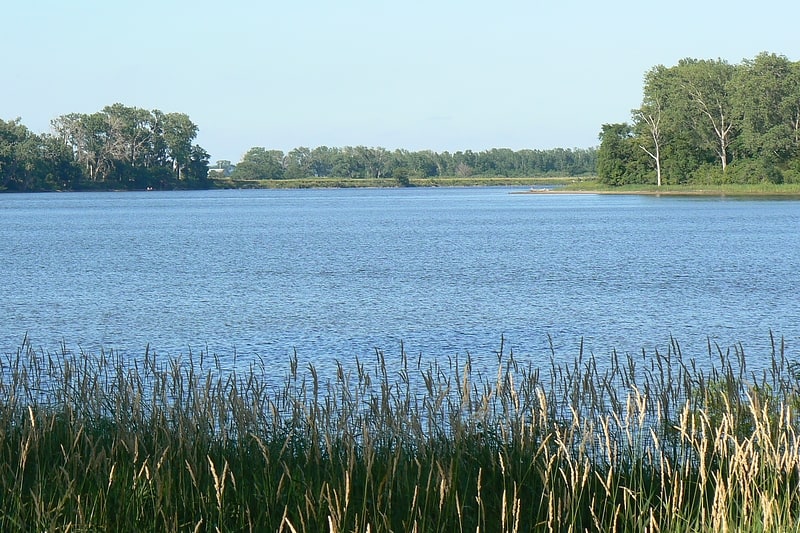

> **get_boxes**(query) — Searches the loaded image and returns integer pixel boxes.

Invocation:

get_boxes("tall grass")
[1,335,799,531]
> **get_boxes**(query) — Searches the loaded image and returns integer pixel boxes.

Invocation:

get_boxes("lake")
[2,187,799,378]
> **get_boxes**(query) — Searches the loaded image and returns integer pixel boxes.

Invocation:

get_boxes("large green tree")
[0,118,34,190]
[285,147,313,179]
[50,104,206,189]
[186,145,212,186]
[612,52,800,186]
[731,53,799,163]
[597,123,640,185]
[0,118,80,191]
[230,147,285,180]
[162,112,198,180]
[633,65,672,186]
[674,58,737,173]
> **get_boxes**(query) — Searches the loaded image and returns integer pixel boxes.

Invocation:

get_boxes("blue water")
[2,187,799,376]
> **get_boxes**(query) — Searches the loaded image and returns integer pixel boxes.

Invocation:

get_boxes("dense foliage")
[599,52,800,186]
[2,106,596,192]
[0,104,210,192]
[17,51,800,193]
[224,145,597,183]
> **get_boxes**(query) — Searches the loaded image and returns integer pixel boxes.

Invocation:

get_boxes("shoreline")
[518,187,800,198]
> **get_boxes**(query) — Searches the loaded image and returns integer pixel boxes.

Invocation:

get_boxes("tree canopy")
[599,52,800,186]
[228,145,597,183]
[16,52,800,194]
[1,104,209,192]
[2,103,596,191]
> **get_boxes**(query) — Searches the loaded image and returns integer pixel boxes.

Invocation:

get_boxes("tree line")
[1,104,597,192]
[0,104,210,192]
[598,52,800,186]
[222,145,597,183]
[7,51,799,192]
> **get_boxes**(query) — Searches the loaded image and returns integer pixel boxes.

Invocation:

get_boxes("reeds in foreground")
[0,335,799,532]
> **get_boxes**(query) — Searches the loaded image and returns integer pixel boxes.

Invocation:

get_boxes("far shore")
[11,176,800,197]
[519,181,800,197]
[519,188,800,197]
[213,175,800,197]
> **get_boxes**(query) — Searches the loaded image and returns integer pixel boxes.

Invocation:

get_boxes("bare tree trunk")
[684,85,733,172]
[638,109,663,186]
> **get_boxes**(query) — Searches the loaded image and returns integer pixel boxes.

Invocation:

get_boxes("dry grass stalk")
[1,336,799,531]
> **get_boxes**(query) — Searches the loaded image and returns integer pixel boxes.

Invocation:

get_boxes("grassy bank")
[210,175,800,197]
[1,337,800,531]
[210,176,579,189]
[550,180,800,196]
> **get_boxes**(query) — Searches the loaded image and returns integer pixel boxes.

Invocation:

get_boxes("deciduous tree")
[674,58,737,172]
[731,52,797,163]
[230,147,285,180]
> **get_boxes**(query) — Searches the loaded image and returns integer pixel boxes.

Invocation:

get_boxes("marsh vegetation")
[2,336,799,531]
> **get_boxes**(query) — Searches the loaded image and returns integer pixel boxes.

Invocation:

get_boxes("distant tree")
[0,119,79,191]
[331,147,363,178]
[731,52,798,163]
[0,118,38,191]
[791,61,800,154]
[39,134,83,189]
[355,146,389,179]
[234,145,599,181]
[285,147,312,179]
[230,147,285,180]
[186,145,211,186]
[603,52,800,185]
[50,105,205,189]
[0,118,26,189]
[147,109,169,168]
[102,103,153,167]
[404,149,440,178]
[634,65,670,186]
[455,162,472,177]
[309,146,335,177]
[674,58,737,172]
[162,112,198,180]
[476,150,500,175]
[393,167,412,186]
[597,123,640,185]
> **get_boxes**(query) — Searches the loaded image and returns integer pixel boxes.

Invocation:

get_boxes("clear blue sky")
[3,0,798,163]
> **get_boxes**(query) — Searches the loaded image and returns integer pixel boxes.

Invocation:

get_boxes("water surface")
[2,188,799,376]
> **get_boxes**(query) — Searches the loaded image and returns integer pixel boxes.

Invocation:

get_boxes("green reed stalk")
[1,335,800,531]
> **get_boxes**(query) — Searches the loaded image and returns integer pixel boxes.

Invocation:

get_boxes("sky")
[3,0,799,164]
